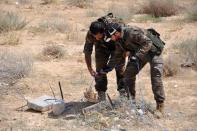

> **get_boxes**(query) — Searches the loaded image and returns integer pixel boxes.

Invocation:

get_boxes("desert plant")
[42,45,65,59]
[174,39,197,67]
[41,0,58,4]
[187,3,197,22]
[139,0,177,17]
[66,0,93,8]
[0,48,33,85]
[86,9,99,17]
[17,0,31,4]
[163,55,179,77]
[0,32,20,45]
[39,16,69,33]
[107,3,133,21]
[134,14,162,23]
[0,12,27,33]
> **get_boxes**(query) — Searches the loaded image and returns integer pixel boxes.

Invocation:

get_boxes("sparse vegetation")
[39,16,69,33]
[0,48,33,85]
[163,55,179,77]
[86,9,99,17]
[0,12,27,33]
[139,0,177,17]
[0,32,20,45]
[42,44,65,59]
[107,3,133,21]
[41,0,58,5]
[66,0,93,8]
[18,0,31,4]
[174,39,197,68]
[134,14,162,23]
[187,3,197,22]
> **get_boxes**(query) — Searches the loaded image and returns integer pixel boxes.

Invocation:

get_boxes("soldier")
[83,14,126,102]
[103,23,166,116]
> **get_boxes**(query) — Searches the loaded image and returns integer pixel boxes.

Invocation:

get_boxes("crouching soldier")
[83,14,126,102]
[103,23,166,117]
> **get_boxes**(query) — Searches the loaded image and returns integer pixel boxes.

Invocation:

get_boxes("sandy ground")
[0,0,196,130]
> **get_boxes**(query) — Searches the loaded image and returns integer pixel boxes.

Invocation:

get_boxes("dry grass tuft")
[139,0,177,17]
[0,48,33,85]
[174,39,197,68]
[39,16,69,33]
[66,0,93,8]
[41,0,58,5]
[42,44,65,59]
[0,32,21,45]
[107,3,133,21]
[0,12,27,33]
[163,55,179,77]
[186,2,197,22]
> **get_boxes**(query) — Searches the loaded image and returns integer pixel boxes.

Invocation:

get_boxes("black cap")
[104,23,121,42]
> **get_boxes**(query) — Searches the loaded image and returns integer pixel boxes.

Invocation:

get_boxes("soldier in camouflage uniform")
[83,16,126,101]
[103,23,166,115]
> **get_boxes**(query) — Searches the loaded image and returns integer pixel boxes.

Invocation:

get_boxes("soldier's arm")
[106,44,126,71]
[83,32,96,76]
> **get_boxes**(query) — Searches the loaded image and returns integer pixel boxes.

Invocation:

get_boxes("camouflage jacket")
[83,31,125,68]
[118,26,154,60]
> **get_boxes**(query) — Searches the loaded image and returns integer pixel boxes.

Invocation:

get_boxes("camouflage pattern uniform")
[83,31,125,92]
[117,26,165,104]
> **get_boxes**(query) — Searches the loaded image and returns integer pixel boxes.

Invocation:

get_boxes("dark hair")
[89,21,105,35]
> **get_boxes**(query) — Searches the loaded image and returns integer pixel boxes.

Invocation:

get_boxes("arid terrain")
[0,0,196,130]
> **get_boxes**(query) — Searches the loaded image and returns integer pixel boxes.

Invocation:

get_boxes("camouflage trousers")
[95,52,125,92]
[123,54,165,103]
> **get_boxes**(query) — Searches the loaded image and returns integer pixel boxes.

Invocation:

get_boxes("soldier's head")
[104,23,122,42]
[90,21,105,41]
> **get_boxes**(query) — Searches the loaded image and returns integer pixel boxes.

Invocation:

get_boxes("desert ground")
[0,0,196,130]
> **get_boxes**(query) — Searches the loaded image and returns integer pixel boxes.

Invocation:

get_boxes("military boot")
[119,88,127,100]
[97,91,106,102]
[154,102,165,119]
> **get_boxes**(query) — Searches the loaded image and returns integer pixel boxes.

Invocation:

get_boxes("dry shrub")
[139,0,177,17]
[187,2,197,22]
[86,9,99,17]
[66,0,93,8]
[42,44,65,59]
[163,55,179,77]
[0,48,33,85]
[107,3,133,21]
[17,0,31,4]
[0,12,27,33]
[134,14,162,23]
[0,32,20,45]
[175,39,197,68]
[41,0,58,4]
[39,16,69,33]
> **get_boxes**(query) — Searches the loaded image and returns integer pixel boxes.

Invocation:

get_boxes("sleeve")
[83,31,94,55]
[107,43,125,70]
[130,31,153,60]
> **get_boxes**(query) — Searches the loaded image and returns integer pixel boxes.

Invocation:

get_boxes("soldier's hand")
[89,69,97,77]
